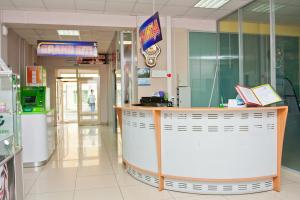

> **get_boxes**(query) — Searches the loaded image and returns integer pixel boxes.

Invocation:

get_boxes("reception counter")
[115,106,288,194]
[21,110,56,167]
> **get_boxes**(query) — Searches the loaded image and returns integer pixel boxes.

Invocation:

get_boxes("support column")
[238,9,244,85]
[166,16,173,100]
[270,0,276,88]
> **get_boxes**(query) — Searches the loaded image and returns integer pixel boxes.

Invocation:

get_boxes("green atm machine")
[21,86,48,112]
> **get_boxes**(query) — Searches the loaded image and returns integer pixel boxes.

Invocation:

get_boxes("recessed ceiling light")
[251,4,285,13]
[194,0,230,9]
[57,30,80,36]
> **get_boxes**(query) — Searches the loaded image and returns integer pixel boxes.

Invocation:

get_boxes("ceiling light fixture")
[57,30,80,36]
[251,4,285,13]
[194,0,230,9]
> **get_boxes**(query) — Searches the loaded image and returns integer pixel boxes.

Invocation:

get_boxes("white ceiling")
[0,0,254,20]
[7,24,126,53]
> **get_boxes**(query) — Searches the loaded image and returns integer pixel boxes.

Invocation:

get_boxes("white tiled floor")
[23,124,300,200]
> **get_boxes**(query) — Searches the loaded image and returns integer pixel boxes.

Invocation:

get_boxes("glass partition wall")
[217,0,300,172]
[274,0,300,171]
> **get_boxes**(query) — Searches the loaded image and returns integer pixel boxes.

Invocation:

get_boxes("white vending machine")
[177,86,191,107]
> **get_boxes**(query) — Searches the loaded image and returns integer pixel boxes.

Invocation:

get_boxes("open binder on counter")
[235,84,282,106]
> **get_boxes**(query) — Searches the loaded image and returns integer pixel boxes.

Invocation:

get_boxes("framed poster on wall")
[137,68,151,86]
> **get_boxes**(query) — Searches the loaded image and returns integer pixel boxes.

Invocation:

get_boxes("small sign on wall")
[26,66,46,86]
[151,70,167,78]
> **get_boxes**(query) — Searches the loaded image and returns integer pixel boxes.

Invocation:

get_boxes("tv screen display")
[24,96,36,104]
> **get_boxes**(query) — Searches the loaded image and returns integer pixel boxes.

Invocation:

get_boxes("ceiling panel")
[132,3,163,15]
[76,0,105,11]
[105,2,135,13]
[206,9,234,20]
[184,7,215,18]
[0,0,16,9]
[166,0,199,6]
[43,0,76,10]
[159,5,190,17]
[12,0,45,9]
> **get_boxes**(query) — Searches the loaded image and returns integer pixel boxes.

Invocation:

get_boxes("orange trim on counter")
[273,107,288,192]
[153,110,164,191]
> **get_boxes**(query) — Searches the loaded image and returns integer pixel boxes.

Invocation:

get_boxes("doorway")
[56,68,101,125]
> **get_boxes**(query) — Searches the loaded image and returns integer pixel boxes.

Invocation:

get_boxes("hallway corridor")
[23,124,300,200]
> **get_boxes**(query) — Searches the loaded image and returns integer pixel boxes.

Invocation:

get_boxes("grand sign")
[37,40,98,57]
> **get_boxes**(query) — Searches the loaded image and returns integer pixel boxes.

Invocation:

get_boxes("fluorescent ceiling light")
[57,30,80,36]
[251,4,285,13]
[194,0,230,8]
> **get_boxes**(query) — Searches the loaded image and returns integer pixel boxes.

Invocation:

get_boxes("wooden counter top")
[115,105,288,112]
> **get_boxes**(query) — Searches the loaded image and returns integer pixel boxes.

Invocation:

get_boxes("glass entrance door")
[78,78,100,125]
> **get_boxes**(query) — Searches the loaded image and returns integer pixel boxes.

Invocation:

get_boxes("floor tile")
[169,191,226,200]
[24,179,36,196]
[25,191,73,200]
[75,174,118,190]
[120,184,173,200]
[38,167,77,180]
[115,171,143,187]
[74,187,123,200]
[29,178,75,194]
[77,164,114,177]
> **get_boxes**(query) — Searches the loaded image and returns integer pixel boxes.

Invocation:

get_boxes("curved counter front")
[116,106,288,195]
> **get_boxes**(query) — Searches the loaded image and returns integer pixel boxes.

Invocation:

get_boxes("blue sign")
[37,40,98,57]
[139,12,162,51]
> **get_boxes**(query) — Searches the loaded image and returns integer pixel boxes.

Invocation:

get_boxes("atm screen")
[24,96,36,104]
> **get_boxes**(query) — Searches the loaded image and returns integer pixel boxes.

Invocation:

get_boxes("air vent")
[137,173,142,179]
[177,126,188,132]
[145,175,151,182]
[267,124,275,130]
[252,183,261,190]
[193,184,203,191]
[241,113,249,119]
[254,124,263,129]
[265,181,273,187]
[253,113,263,118]
[208,126,218,132]
[208,114,218,119]
[139,123,146,129]
[208,185,218,191]
[164,125,172,131]
[165,180,174,187]
[132,122,137,128]
[191,113,202,119]
[164,113,172,119]
[224,113,234,119]
[267,112,275,118]
[178,182,187,189]
[238,184,248,191]
[149,124,155,130]
[132,111,138,117]
[239,126,249,132]
[178,113,187,120]
[223,185,233,191]
[224,126,234,132]
[192,126,203,132]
